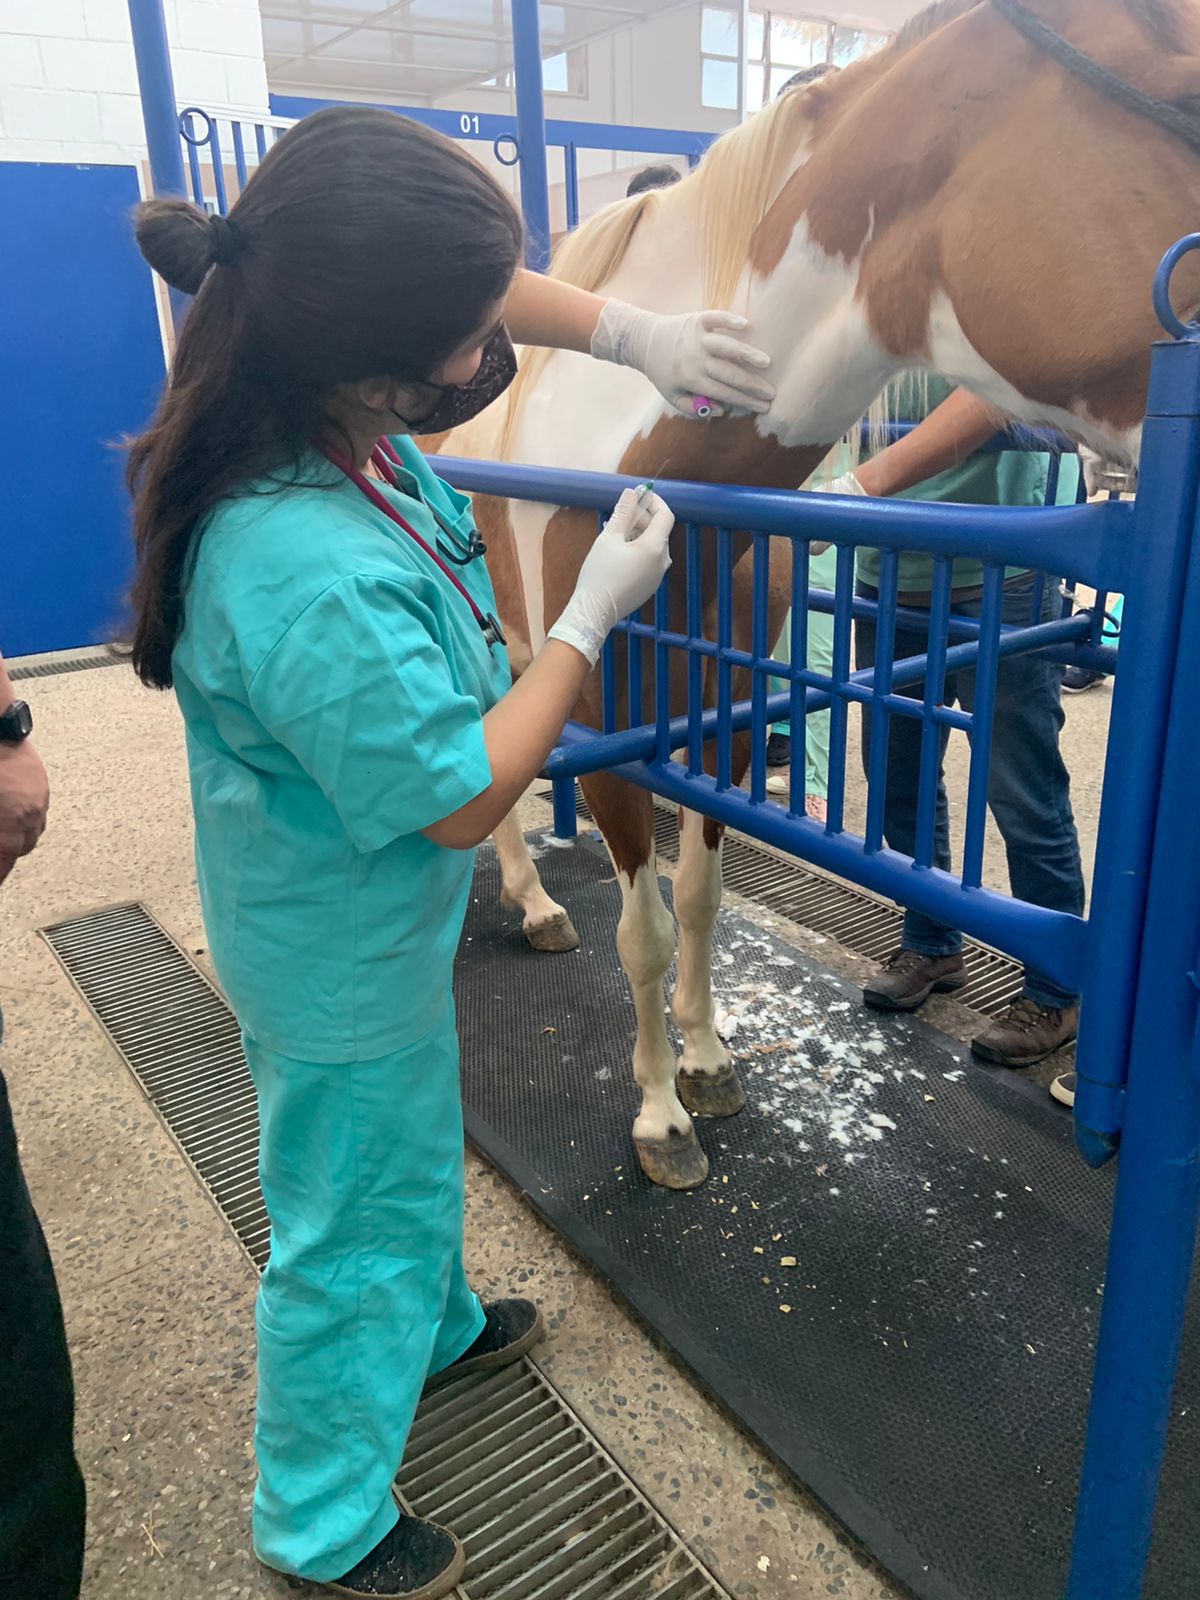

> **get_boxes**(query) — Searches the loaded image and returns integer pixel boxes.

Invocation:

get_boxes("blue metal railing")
[435,457,1123,998]
[177,100,711,235]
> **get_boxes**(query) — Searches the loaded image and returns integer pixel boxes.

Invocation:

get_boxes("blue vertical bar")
[600,631,616,734]
[1066,388,1200,1592]
[1044,451,1061,506]
[208,119,229,215]
[864,548,898,851]
[1091,590,1110,648]
[787,538,810,818]
[564,142,580,231]
[231,120,248,193]
[127,0,187,200]
[1074,333,1200,1160]
[254,124,268,161]
[686,524,703,777]
[960,564,1003,890]
[913,557,952,868]
[627,622,643,730]
[716,527,733,791]
[552,777,578,839]
[512,0,552,270]
[127,0,190,328]
[653,577,671,765]
[749,533,769,803]
[824,544,854,834]
[183,128,205,207]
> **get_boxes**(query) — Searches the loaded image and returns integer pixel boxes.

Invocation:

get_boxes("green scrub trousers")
[245,1015,484,1581]
[769,542,837,799]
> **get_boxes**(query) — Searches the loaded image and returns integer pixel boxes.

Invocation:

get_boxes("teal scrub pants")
[243,1011,485,1581]
[769,543,838,799]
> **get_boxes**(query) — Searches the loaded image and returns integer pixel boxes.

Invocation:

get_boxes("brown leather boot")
[971,998,1079,1067]
[862,949,968,1012]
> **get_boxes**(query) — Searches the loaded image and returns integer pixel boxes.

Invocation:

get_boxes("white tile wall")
[0,0,269,165]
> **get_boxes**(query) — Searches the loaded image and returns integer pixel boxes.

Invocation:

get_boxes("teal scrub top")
[172,435,512,1064]
[855,373,1079,594]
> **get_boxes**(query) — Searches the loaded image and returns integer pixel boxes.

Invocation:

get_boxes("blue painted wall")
[0,162,165,656]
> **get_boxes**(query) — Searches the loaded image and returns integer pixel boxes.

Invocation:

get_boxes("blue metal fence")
[433,239,1200,1600]
[177,99,712,238]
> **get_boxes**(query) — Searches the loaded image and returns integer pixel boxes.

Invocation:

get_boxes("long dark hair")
[127,106,523,688]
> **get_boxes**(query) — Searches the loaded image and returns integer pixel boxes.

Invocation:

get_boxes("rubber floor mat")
[454,835,1199,1600]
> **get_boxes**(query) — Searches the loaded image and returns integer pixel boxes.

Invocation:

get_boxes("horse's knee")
[616,862,675,986]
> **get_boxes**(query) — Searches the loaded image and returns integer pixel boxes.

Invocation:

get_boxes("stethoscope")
[374,437,488,567]
[315,437,507,650]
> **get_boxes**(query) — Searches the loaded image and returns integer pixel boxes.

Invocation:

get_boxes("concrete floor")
[0,658,1111,1600]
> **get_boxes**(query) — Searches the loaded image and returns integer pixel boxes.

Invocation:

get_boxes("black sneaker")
[1062,666,1107,694]
[310,1514,464,1598]
[766,731,791,767]
[424,1299,544,1393]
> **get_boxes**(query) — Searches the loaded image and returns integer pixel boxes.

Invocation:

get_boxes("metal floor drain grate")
[539,787,1024,1018]
[401,1364,722,1600]
[10,649,124,680]
[42,902,733,1600]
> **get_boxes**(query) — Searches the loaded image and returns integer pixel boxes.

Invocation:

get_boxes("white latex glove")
[591,300,774,418]
[806,470,866,554]
[548,488,675,666]
[822,471,867,497]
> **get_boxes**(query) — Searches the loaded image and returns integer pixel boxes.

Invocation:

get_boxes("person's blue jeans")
[856,574,1084,1009]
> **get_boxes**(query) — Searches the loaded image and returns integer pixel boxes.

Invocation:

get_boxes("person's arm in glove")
[503,268,774,418]
[424,488,673,850]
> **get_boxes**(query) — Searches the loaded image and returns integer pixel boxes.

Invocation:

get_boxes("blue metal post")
[511,0,552,270]
[1072,344,1200,1159]
[551,777,578,839]
[127,0,186,199]
[127,0,189,330]
[1066,332,1200,1599]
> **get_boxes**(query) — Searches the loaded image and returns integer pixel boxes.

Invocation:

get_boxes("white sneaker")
[1050,1071,1076,1108]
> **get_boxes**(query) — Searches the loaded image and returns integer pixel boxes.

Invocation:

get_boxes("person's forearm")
[423,641,591,849]
[0,651,14,707]
[855,389,998,498]
[502,268,606,353]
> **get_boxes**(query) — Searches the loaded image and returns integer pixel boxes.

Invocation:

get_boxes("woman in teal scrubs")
[125,108,774,1599]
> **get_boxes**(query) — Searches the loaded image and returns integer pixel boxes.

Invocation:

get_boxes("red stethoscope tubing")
[314,438,504,647]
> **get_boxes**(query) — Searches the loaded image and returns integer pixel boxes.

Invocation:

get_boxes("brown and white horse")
[440,0,1200,1189]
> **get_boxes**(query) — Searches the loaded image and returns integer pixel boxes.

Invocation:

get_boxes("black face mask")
[391,326,518,435]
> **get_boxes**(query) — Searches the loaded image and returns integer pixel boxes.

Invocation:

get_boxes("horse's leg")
[492,810,580,953]
[671,808,746,1117]
[580,770,708,1190]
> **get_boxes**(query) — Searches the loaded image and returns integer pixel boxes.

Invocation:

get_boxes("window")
[480,47,586,96]
[702,6,892,114]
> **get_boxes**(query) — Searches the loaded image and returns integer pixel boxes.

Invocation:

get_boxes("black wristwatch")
[0,701,32,744]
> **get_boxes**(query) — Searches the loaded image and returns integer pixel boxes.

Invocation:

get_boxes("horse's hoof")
[678,1061,746,1118]
[677,1061,746,1118]
[524,911,580,952]
[635,1125,709,1189]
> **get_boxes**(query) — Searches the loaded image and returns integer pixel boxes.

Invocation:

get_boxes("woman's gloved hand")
[591,300,774,418]
[548,488,675,666]
[822,471,867,497]
[806,469,867,555]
